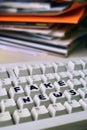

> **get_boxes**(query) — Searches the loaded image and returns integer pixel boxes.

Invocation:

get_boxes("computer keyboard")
[0,57,87,130]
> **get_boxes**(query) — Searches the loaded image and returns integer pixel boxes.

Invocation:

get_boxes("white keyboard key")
[49,91,66,104]
[0,78,12,91]
[13,108,32,124]
[31,105,50,120]
[32,75,43,85]
[54,80,69,92]
[0,88,8,101]
[40,82,55,95]
[79,98,87,110]
[64,100,82,113]
[80,77,87,87]
[53,62,66,72]
[27,75,43,85]
[40,63,54,74]
[17,96,34,110]
[0,99,17,114]
[58,72,69,81]
[67,71,81,79]
[78,87,87,98]
[67,79,83,90]
[80,59,87,69]
[28,64,42,75]
[25,84,40,98]
[0,67,9,79]
[40,74,47,83]
[41,73,57,83]
[68,60,83,70]
[54,73,61,81]
[13,77,28,88]
[48,103,67,117]
[79,70,87,78]
[13,65,29,77]
[9,86,25,100]
[0,111,13,127]
[33,93,50,107]
[41,73,60,83]
[26,76,33,84]
[64,89,80,101]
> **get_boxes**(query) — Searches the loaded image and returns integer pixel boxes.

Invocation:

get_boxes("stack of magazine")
[0,0,87,56]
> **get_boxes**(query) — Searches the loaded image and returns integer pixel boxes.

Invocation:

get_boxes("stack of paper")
[0,0,87,56]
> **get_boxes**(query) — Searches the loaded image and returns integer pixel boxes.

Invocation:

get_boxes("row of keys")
[0,70,87,90]
[0,86,87,111]
[0,78,86,97]
[0,98,87,127]
[0,59,87,78]
[0,78,87,100]
[13,60,87,77]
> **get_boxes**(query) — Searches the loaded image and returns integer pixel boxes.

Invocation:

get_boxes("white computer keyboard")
[0,57,87,130]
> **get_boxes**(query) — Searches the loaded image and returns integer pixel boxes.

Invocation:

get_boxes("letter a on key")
[30,85,38,90]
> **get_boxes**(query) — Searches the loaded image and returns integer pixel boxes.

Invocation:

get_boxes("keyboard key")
[48,103,67,117]
[0,67,9,79]
[9,86,25,100]
[49,91,66,104]
[17,96,34,110]
[64,100,82,113]
[13,65,29,77]
[54,80,69,92]
[41,73,57,83]
[40,63,55,74]
[67,70,81,79]
[41,73,60,83]
[58,72,69,81]
[79,70,87,78]
[0,99,17,114]
[33,93,50,107]
[64,89,80,101]
[54,73,61,81]
[80,59,87,69]
[13,108,32,124]
[68,60,83,70]
[13,77,28,88]
[28,64,42,75]
[79,98,87,110]
[40,82,55,95]
[31,105,50,120]
[26,75,43,85]
[0,88,8,101]
[80,77,87,87]
[53,62,66,72]
[78,87,87,98]
[25,84,41,98]
[0,78,12,91]
[67,79,83,90]
[0,111,13,127]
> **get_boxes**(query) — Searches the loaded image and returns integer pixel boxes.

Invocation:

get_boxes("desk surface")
[0,43,87,64]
